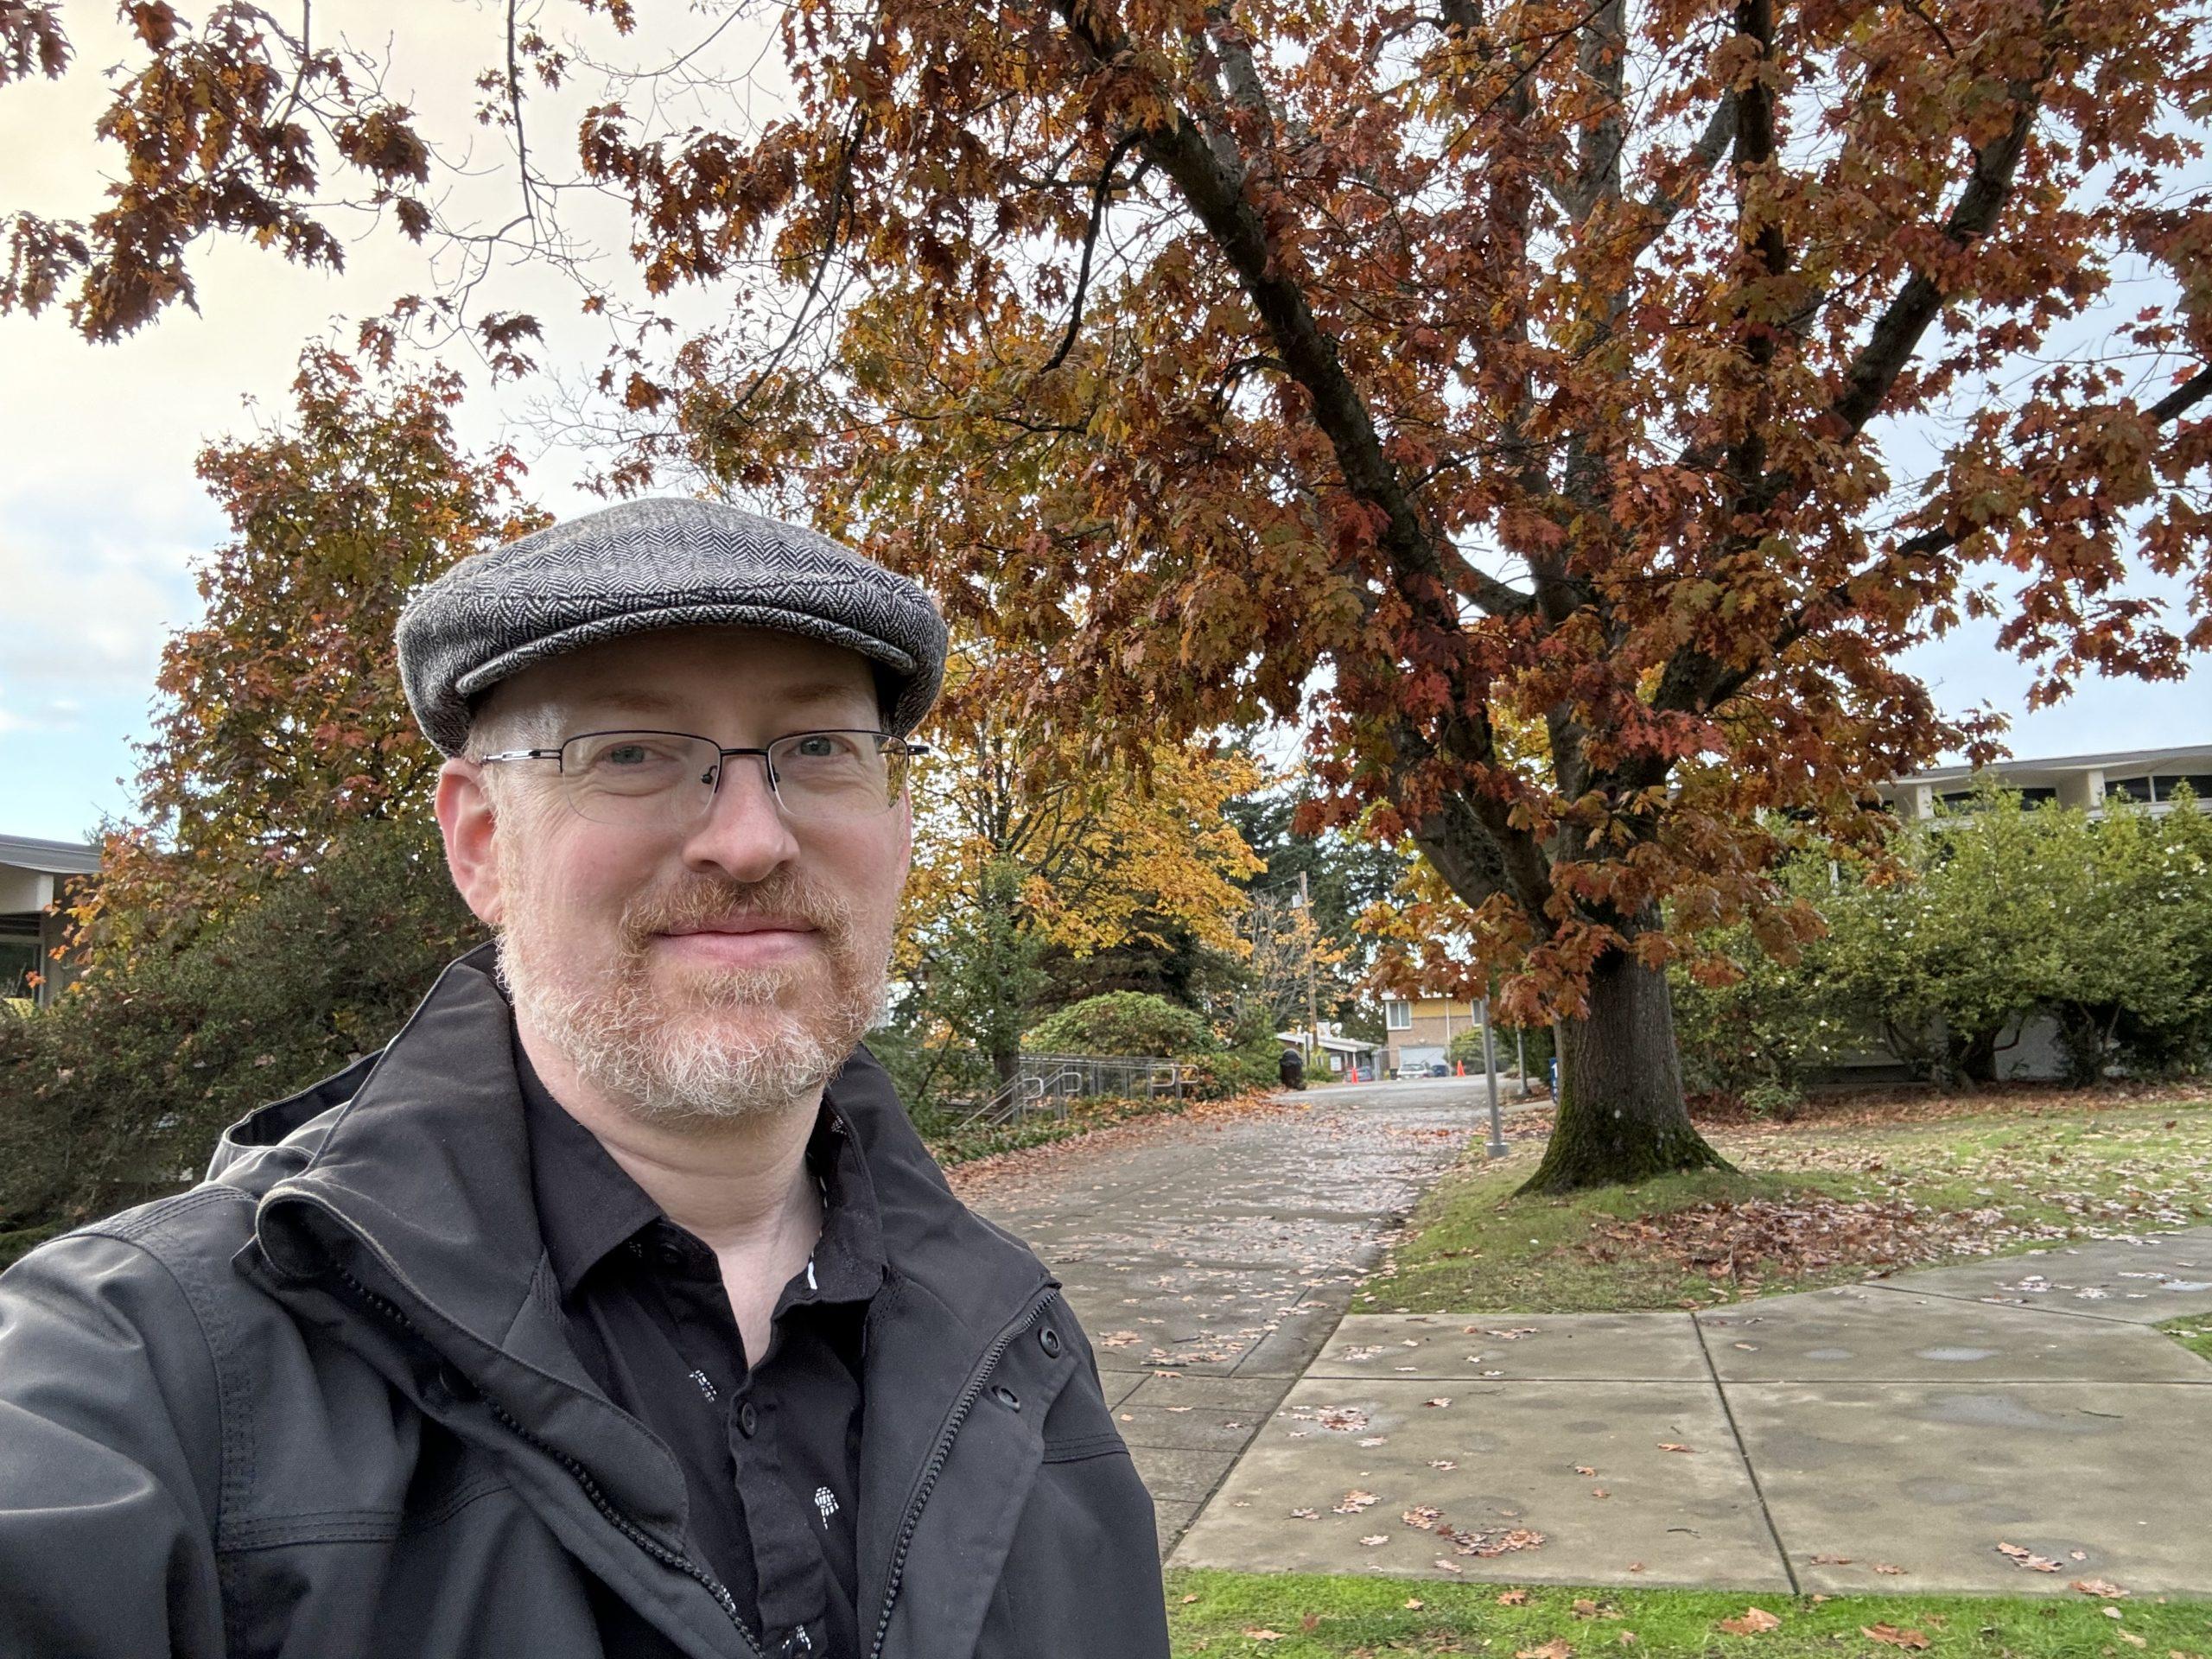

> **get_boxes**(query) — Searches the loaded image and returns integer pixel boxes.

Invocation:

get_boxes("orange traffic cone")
[1455,1060,1464,1077]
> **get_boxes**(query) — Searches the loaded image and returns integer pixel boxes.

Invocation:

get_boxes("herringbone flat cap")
[397,498,948,755]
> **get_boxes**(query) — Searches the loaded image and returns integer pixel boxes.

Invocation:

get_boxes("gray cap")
[396,497,948,756]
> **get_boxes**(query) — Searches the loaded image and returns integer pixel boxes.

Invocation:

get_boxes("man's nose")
[679,753,801,880]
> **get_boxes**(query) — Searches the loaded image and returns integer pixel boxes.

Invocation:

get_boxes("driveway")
[958,1077,1534,1547]
[1170,1229,2212,1594]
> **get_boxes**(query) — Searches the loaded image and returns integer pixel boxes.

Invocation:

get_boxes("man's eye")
[604,744,652,766]
[791,734,852,759]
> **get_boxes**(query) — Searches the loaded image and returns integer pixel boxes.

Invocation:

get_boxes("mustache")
[619,869,855,949]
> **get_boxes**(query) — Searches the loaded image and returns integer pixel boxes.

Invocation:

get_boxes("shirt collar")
[516,1021,887,1304]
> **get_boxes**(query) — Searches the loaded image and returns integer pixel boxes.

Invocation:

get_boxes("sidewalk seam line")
[1858,1280,2160,1326]
[1694,1313,1801,1596]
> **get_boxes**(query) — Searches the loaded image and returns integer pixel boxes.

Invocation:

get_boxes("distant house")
[1380,994,1485,1075]
[1,834,100,1007]
[1877,743,2212,819]
[1278,1023,1381,1081]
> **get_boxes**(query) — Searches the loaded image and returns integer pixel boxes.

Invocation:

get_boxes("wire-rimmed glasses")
[476,728,927,830]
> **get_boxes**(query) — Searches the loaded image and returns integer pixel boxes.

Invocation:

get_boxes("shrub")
[1022,990,1216,1059]
[0,819,483,1236]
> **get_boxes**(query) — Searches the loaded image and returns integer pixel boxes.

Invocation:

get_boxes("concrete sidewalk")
[1169,1230,2212,1595]
[960,1077,1522,1546]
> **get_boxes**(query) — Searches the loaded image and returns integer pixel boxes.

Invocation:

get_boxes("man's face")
[445,626,912,1125]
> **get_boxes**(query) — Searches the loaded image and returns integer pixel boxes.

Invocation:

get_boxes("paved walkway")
[1172,1230,2212,1595]
[961,1077,1522,1547]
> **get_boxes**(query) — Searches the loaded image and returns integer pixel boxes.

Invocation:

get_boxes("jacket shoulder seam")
[79,1190,261,1554]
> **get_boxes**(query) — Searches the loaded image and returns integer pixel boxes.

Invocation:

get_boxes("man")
[0,499,1173,1658]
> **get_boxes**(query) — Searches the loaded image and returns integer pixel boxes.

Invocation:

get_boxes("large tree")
[10,2,2211,1187]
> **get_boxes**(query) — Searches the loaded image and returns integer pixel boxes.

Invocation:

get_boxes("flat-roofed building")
[1876,743,2212,820]
[0,834,100,1007]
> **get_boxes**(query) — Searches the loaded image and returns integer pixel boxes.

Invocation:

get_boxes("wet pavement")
[962,1077,1522,1548]
[1173,1230,2212,1594]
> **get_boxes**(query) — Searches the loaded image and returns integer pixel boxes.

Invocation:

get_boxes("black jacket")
[0,948,1170,1658]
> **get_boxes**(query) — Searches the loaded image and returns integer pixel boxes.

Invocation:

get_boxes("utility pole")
[1297,870,1320,1071]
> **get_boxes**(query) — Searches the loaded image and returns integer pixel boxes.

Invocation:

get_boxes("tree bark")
[1519,944,1732,1193]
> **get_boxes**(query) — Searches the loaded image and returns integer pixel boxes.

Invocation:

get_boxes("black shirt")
[517,1036,886,1658]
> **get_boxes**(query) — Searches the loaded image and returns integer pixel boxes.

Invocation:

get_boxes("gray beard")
[494,855,891,1128]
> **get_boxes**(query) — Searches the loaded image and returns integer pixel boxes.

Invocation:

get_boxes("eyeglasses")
[475,728,927,830]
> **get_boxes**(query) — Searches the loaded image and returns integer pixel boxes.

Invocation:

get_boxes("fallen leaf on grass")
[1997,1541,2062,1572]
[1242,1628,1283,1641]
[2074,1578,2129,1599]
[1859,1624,1930,1649]
[1179,1594,1198,1604]
[1716,1607,1781,1635]
[1359,1535,1389,1547]
[1516,1642,1573,1659]
[1402,1506,1443,1530]
[1402,1598,1423,1609]
[1332,1490,1379,1515]
[1497,1588,1529,1605]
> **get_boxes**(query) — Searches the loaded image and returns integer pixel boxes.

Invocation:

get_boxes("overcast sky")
[2,3,2207,846]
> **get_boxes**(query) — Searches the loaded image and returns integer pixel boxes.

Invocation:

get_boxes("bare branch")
[1037,131,1146,378]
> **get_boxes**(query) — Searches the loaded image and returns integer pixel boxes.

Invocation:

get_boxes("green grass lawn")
[2162,1313,2212,1363]
[1166,1570,2212,1656]
[1357,1089,2212,1315]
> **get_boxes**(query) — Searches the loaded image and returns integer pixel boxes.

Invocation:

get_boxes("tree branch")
[1051,1,1533,622]
[1827,75,2044,440]
[1037,131,1145,377]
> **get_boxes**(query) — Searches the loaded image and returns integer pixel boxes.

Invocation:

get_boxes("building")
[1877,743,2212,819]
[1381,994,1486,1075]
[1278,1023,1381,1081]
[1,834,100,1007]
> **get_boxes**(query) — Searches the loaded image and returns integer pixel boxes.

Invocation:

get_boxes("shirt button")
[1038,1327,1062,1357]
[738,1402,760,1437]
[990,1385,1021,1412]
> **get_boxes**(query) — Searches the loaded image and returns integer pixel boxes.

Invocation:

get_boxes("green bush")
[0,819,483,1238]
[1022,990,1216,1059]
[1671,787,2212,1093]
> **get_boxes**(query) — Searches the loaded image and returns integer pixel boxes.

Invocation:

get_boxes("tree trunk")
[1518,945,1732,1193]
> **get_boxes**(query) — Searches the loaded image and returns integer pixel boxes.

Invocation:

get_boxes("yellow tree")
[897,654,1264,1093]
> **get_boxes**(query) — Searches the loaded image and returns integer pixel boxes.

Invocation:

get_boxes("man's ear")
[435,757,507,927]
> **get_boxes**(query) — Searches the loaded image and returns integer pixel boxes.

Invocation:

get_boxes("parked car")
[1426,1060,1450,1077]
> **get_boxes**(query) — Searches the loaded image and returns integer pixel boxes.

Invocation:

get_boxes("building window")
[1384,999,1412,1031]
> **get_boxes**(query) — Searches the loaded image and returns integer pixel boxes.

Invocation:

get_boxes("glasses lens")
[559,731,720,827]
[769,731,905,818]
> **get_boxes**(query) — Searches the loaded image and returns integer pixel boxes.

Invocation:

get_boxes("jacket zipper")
[326,1261,767,1659]
[865,1284,1058,1659]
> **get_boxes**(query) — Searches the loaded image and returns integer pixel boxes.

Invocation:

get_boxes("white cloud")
[0,522,198,715]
